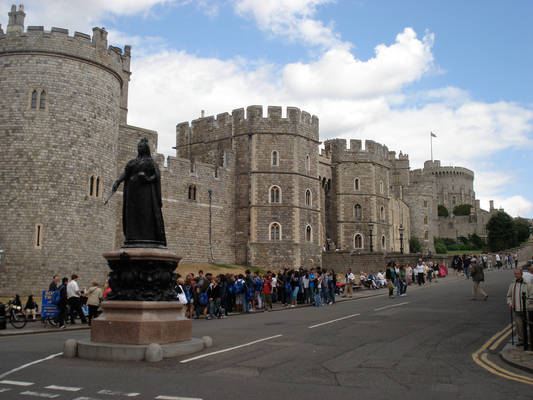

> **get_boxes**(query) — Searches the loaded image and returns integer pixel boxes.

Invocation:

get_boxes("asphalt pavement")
[0,269,532,400]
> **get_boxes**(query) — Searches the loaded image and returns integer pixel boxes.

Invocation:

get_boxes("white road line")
[374,301,410,312]
[0,388,12,393]
[308,313,361,329]
[155,396,203,400]
[0,352,63,380]
[45,385,82,392]
[0,380,34,386]
[20,391,60,398]
[180,334,283,363]
[98,389,140,397]
[73,397,104,400]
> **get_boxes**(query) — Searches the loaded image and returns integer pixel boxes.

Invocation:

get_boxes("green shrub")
[453,204,472,216]
[410,237,422,253]
[438,205,449,217]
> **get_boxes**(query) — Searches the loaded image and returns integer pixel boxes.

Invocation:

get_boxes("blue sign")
[41,290,59,318]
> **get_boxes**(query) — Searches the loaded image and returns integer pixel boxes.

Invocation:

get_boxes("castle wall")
[0,21,126,295]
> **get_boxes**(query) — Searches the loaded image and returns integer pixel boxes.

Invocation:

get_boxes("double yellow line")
[472,324,533,385]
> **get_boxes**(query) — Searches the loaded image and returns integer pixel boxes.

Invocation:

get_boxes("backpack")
[51,285,63,305]
[199,292,208,306]
[234,280,245,294]
[245,286,253,301]
[254,278,263,292]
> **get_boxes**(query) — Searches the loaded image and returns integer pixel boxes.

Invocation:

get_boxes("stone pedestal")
[91,301,191,345]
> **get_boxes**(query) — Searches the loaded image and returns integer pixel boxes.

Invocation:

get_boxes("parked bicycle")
[7,303,27,329]
[41,315,59,328]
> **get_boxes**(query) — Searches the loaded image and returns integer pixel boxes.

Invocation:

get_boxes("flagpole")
[430,132,433,161]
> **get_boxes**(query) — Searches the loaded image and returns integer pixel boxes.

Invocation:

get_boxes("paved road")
[0,269,531,400]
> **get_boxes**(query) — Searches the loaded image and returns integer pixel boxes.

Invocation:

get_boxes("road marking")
[98,389,140,397]
[73,397,104,400]
[489,327,512,351]
[308,313,361,329]
[155,396,203,400]
[374,302,409,311]
[180,334,283,363]
[0,352,63,380]
[45,385,82,392]
[472,324,533,386]
[20,391,60,398]
[0,380,34,386]
[0,388,12,393]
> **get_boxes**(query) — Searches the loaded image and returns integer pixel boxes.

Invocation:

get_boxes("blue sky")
[2,0,532,216]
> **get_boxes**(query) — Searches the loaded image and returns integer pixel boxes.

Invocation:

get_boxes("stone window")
[424,200,428,208]
[305,189,312,207]
[380,206,385,221]
[34,223,43,249]
[190,160,196,174]
[306,225,312,242]
[88,175,101,198]
[354,234,363,249]
[306,154,311,172]
[424,231,429,241]
[270,185,281,203]
[381,235,386,250]
[271,150,279,166]
[354,178,360,191]
[354,204,362,219]
[188,184,197,201]
[39,90,46,109]
[30,90,38,109]
[379,180,384,194]
[424,215,428,225]
[452,196,456,205]
[270,222,281,241]
[214,168,218,179]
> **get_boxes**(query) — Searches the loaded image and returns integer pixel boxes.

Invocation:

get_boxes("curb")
[0,324,90,337]
[500,344,533,374]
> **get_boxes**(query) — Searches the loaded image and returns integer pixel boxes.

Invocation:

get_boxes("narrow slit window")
[39,90,46,109]
[95,177,100,198]
[271,151,279,166]
[354,204,362,218]
[89,176,94,197]
[305,189,311,207]
[306,225,312,242]
[31,90,38,109]
[34,224,43,249]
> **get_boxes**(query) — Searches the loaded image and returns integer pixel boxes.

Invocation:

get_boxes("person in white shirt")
[67,274,87,324]
[523,265,533,285]
[376,271,386,288]
[415,260,425,286]
[507,269,533,346]
[343,268,355,297]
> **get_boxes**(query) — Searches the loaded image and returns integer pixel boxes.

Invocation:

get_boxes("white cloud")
[233,0,341,48]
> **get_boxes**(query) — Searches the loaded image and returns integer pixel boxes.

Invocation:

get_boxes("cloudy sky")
[2,0,532,217]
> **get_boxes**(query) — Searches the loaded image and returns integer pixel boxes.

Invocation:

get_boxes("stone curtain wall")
[0,27,125,296]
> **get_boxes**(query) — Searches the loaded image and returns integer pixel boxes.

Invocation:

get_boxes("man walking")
[415,259,425,286]
[507,269,533,346]
[343,268,355,298]
[67,274,87,324]
[471,260,488,300]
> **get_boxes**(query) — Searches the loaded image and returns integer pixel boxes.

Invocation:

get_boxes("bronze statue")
[108,137,166,248]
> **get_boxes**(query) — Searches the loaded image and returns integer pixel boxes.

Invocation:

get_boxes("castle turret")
[7,4,24,34]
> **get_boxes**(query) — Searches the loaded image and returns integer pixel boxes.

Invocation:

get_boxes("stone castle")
[0,6,494,295]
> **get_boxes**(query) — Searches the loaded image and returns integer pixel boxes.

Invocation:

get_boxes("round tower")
[0,5,131,295]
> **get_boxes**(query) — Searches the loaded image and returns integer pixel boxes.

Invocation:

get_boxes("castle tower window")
[354,178,360,191]
[424,231,429,241]
[89,176,95,197]
[380,206,385,221]
[452,196,456,205]
[423,200,428,208]
[188,184,197,201]
[270,185,281,203]
[354,234,363,249]
[305,189,312,207]
[379,180,384,194]
[30,90,38,109]
[306,154,310,172]
[271,151,279,166]
[95,177,101,198]
[190,161,196,173]
[39,90,46,109]
[306,225,312,242]
[270,222,281,241]
[381,235,386,250]
[34,224,43,249]
[354,204,362,219]
[424,215,428,225]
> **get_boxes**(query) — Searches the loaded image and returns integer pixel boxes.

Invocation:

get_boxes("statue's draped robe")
[122,157,166,247]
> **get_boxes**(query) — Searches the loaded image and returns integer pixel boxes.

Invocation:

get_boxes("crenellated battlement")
[423,160,474,179]
[324,138,406,166]
[176,105,319,154]
[0,6,131,85]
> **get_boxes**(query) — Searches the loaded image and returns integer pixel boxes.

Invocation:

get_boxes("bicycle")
[7,303,27,329]
[41,315,59,328]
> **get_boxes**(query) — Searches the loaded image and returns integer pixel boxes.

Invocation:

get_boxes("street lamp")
[399,225,405,254]
[368,222,374,252]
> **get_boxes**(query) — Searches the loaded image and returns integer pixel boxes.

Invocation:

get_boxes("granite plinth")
[91,301,191,345]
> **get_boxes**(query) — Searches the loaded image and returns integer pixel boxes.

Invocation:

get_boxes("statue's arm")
[112,171,126,192]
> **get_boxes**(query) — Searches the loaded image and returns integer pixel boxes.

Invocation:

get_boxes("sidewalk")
[500,343,533,374]
[0,318,90,337]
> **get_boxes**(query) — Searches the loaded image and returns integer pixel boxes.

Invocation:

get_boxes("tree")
[410,237,422,253]
[433,237,447,254]
[513,217,532,244]
[453,204,472,216]
[486,211,517,251]
[468,233,485,250]
[438,204,449,217]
